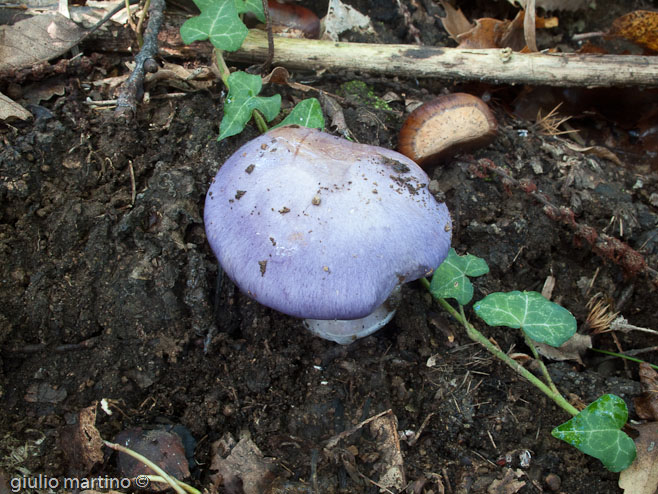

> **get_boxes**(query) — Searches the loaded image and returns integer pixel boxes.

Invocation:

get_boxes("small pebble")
[545,472,561,491]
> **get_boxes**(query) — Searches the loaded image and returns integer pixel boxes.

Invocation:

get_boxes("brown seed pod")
[398,93,498,168]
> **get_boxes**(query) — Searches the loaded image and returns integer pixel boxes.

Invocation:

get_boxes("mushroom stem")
[303,287,402,344]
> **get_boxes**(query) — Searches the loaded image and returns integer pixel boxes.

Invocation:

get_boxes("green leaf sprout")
[473,291,577,347]
[272,98,325,130]
[423,251,636,472]
[219,72,281,140]
[429,248,489,305]
[552,394,636,472]
[180,0,325,140]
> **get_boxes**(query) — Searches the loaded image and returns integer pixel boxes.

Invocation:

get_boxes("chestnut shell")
[398,93,498,168]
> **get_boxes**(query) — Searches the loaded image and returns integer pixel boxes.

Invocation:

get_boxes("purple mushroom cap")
[204,126,451,321]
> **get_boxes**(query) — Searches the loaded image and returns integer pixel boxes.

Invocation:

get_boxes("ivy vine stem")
[420,278,579,417]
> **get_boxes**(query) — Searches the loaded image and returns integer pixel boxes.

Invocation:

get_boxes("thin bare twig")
[115,0,165,120]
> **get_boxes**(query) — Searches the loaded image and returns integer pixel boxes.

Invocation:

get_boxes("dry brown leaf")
[438,0,473,40]
[534,333,592,364]
[563,142,623,166]
[523,0,538,52]
[608,10,658,52]
[455,10,557,51]
[511,0,589,11]
[210,434,276,494]
[59,406,104,476]
[369,411,405,491]
[0,92,32,121]
[634,362,658,420]
[619,422,658,494]
[487,468,526,494]
[0,14,86,75]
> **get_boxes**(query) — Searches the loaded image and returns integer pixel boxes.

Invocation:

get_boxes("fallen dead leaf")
[619,422,658,494]
[608,10,658,52]
[634,362,658,420]
[563,142,623,166]
[534,333,592,364]
[0,92,32,121]
[487,468,526,494]
[210,434,275,494]
[369,411,406,491]
[323,0,374,41]
[0,14,86,75]
[509,0,590,11]
[438,0,473,41]
[59,405,104,476]
[444,9,557,51]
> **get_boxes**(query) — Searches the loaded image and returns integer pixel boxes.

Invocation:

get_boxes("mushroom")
[204,126,452,344]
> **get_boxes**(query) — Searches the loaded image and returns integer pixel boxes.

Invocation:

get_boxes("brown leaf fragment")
[524,0,538,52]
[487,468,526,494]
[534,333,592,364]
[454,10,557,50]
[210,434,276,494]
[59,406,104,477]
[619,422,658,494]
[634,362,658,420]
[369,411,406,490]
[0,14,86,74]
[0,92,32,121]
[563,142,623,166]
[608,10,658,52]
[438,0,473,40]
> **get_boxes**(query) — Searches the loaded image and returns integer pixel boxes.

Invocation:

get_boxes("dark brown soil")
[1,1,657,493]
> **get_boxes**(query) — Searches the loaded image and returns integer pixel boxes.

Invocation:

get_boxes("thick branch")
[226,30,658,88]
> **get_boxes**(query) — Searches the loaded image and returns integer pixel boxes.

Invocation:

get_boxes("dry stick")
[259,0,274,73]
[115,0,165,120]
[226,30,658,88]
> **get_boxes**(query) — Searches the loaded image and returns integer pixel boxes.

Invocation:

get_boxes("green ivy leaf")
[180,0,248,52]
[236,0,265,22]
[473,291,576,347]
[219,71,281,140]
[552,394,636,472]
[429,248,489,305]
[272,98,325,130]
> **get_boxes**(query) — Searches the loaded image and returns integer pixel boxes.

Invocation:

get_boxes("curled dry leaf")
[438,7,557,51]
[533,333,592,365]
[210,434,276,494]
[634,362,658,420]
[608,10,658,52]
[487,468,526,494]
[510,0,590,12]
[369,411,405,491]
[619,422,658,494]
[323,0,374,41]
[0,92,32,121]
[438,0,473,41]
[59,405,104,476]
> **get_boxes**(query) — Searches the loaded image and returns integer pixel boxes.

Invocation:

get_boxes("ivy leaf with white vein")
[473,291,576,347]
[218,71,281,140]
[180,0,248,52]
[552,394,636,472]
[272,98,325,130]
[429,248,489,305]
